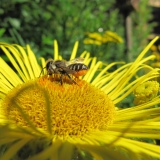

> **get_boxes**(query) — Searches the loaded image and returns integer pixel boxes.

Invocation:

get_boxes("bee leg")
[66,74,78,85]
[38,66,46,78]
[60,74,63,85]
[47,75,49,79]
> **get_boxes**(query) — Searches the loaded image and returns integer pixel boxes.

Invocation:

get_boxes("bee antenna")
[39,66,46,78]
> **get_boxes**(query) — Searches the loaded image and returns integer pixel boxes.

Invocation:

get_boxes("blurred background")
[0,0,160,63]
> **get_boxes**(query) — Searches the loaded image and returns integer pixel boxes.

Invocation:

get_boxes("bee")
[40,58,89,85]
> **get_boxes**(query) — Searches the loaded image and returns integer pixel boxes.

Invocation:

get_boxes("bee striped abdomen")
[68,63,88,71]
[68,63,89,77]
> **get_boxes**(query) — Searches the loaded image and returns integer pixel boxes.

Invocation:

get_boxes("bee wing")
[54,60,66,67]
[62,67,76,74]
[66,57,85,66]
[55,60,76,74]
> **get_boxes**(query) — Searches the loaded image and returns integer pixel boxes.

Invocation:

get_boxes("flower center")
[2,76,115,138]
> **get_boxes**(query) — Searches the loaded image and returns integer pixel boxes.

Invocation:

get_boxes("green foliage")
[0,0,123,61]
[130,0,156,60]
[0,0,155,63]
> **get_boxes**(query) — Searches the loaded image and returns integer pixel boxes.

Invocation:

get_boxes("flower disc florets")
[3,76,115,138]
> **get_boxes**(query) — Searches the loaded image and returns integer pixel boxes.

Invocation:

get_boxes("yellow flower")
[83,38,103,45]
[104,31,123,43]
[133,81,159,105]
[83,31,123,45]
[0,37,160,160]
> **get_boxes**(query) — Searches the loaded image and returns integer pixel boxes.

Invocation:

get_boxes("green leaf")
[0,28,5,37]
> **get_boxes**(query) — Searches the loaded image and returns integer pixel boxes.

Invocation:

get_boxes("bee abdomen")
[68,63,88,71]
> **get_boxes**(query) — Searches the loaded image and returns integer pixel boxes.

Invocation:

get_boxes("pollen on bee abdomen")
[2,76,115,138]
[73,70,88,77]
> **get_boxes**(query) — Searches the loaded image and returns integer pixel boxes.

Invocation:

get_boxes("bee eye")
[46,61,52,69]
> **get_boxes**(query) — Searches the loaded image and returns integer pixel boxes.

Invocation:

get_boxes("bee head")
[46,59,56,69]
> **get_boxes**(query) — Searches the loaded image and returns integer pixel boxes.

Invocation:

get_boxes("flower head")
[3,78,115,138]
[83,30,123,45]
[0,37,160,160]
[133,81,159,105]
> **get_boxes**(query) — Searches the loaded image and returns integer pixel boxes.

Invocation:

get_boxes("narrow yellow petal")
[79,51,92,67]
[135,36,159,64]
[92,62,125,85]
[13,44,34,80]
[101,68,128,94]
[39,57,46,75]
[40,86,52,134]
[39,57,46,68]
[112,69,159,104]
[0,58,23,86]
[59,142,74,160]
[80,51,89,58]
[77,143,129,160]
[0,46,28,81]
[0,75,14,91]
[54,40,59,60]
[58,55,62,60]
[27,45,41,78]
[11,45,34,80]
[116,96,160,117]
[83,57,102,82]
[70,41,79,60]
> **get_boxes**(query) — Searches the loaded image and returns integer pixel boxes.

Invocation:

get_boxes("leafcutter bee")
[40,58,89,85]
